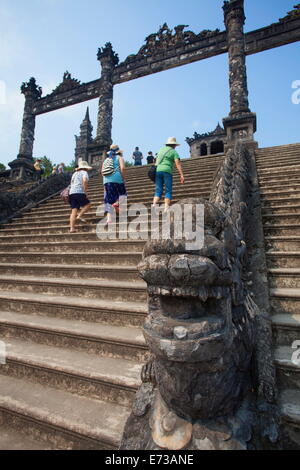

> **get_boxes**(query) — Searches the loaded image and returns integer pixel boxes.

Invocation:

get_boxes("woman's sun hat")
[109,144,123,154]
[77,160,92,170]
[166,137,180,146]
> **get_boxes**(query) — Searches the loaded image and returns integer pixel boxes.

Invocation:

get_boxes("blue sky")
[0,0,299,167]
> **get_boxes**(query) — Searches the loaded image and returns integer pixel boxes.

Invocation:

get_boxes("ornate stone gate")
[9,1,300,178]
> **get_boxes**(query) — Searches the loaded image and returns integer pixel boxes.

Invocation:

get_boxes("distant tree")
[64,159,76,173]
[40,155,53,177]
[125,161,133,167]
[0,163,6,172]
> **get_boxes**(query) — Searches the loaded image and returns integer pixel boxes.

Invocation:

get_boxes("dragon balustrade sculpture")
[121,141,279,450]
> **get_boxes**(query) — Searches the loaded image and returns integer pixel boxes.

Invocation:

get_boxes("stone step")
[258,165,300,177]
[0,251,142,266]
[88,166,220,181]
[262,205,300,215]
[59,180,212,197]
[48,170,216,190]
[263,213,300,225]
[29,189,211,213]
[258,168,300,179]
[0,310,148,362]
[0,240,145,253]
[264,226,300,236]
[0,263,141,282]
[0,290,147,327]
[269,288,300,314]
[0,275,147,303]
[257,159,300,169]
[262,198,300,208]
[258,175,300,186]
[260,188,300,198]
[0,222,187,237]
[259,183,300,194]
[7,205,201,227]
[24,189,213,219]
[279,389,300,450]
[2,337,141,407]
[275,346,300,392]
[87,176,214,190]
[257,142,300,153]
[24,191,211,216]
[268,268,300,288]
[266,252,300,268]
[265,237,300,252]
[256,160,300,170]
[272,313,300,346]
[0,374,130,449]
[6,210,201,229]
[257,144,300,152]
[89,169,217,183]
[256,149,300,158]
[0,232,123,244]
[0,424,51,450]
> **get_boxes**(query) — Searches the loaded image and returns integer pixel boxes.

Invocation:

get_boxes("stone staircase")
[0,155,222,449]
[256,142,300,449]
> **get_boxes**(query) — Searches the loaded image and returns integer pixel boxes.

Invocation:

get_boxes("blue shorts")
[69,193,90,209]
[104,183,127,213]
[155,171,173,200]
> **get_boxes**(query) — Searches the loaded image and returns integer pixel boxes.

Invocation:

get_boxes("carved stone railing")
[121,140,279,451]
[0,172,71,225]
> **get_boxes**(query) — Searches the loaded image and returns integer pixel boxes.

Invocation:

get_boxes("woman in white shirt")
[69,160,92,233]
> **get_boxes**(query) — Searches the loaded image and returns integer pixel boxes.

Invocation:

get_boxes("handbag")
[60,171,76,203]
[147,149,172,183]
[60,186,70,203]
[148,165,157,183]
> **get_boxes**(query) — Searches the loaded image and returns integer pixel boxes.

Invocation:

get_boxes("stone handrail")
[0,172,71,225]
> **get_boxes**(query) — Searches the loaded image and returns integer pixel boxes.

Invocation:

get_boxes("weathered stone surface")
[96,43,118,147]
[121,140,279,450]
[0,173,71,225]
[223,0,250,119]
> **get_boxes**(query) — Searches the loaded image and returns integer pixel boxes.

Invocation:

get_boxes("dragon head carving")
[138,198,255,421]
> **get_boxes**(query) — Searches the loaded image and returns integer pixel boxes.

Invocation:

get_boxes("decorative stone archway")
[9,1,300,178]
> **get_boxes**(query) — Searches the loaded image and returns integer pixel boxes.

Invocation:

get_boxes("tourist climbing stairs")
[0,155,222,449]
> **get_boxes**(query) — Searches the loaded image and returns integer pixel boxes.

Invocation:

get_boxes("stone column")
[89,43,119,166]
[223,0,249,116]
[19,78,41,158]
[222,0,257,147]
[9,77,42,180]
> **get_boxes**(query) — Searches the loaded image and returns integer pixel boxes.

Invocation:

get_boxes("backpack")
[101,157,115,176]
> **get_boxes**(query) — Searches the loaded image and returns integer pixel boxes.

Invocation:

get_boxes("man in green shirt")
[153,137,185,211]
